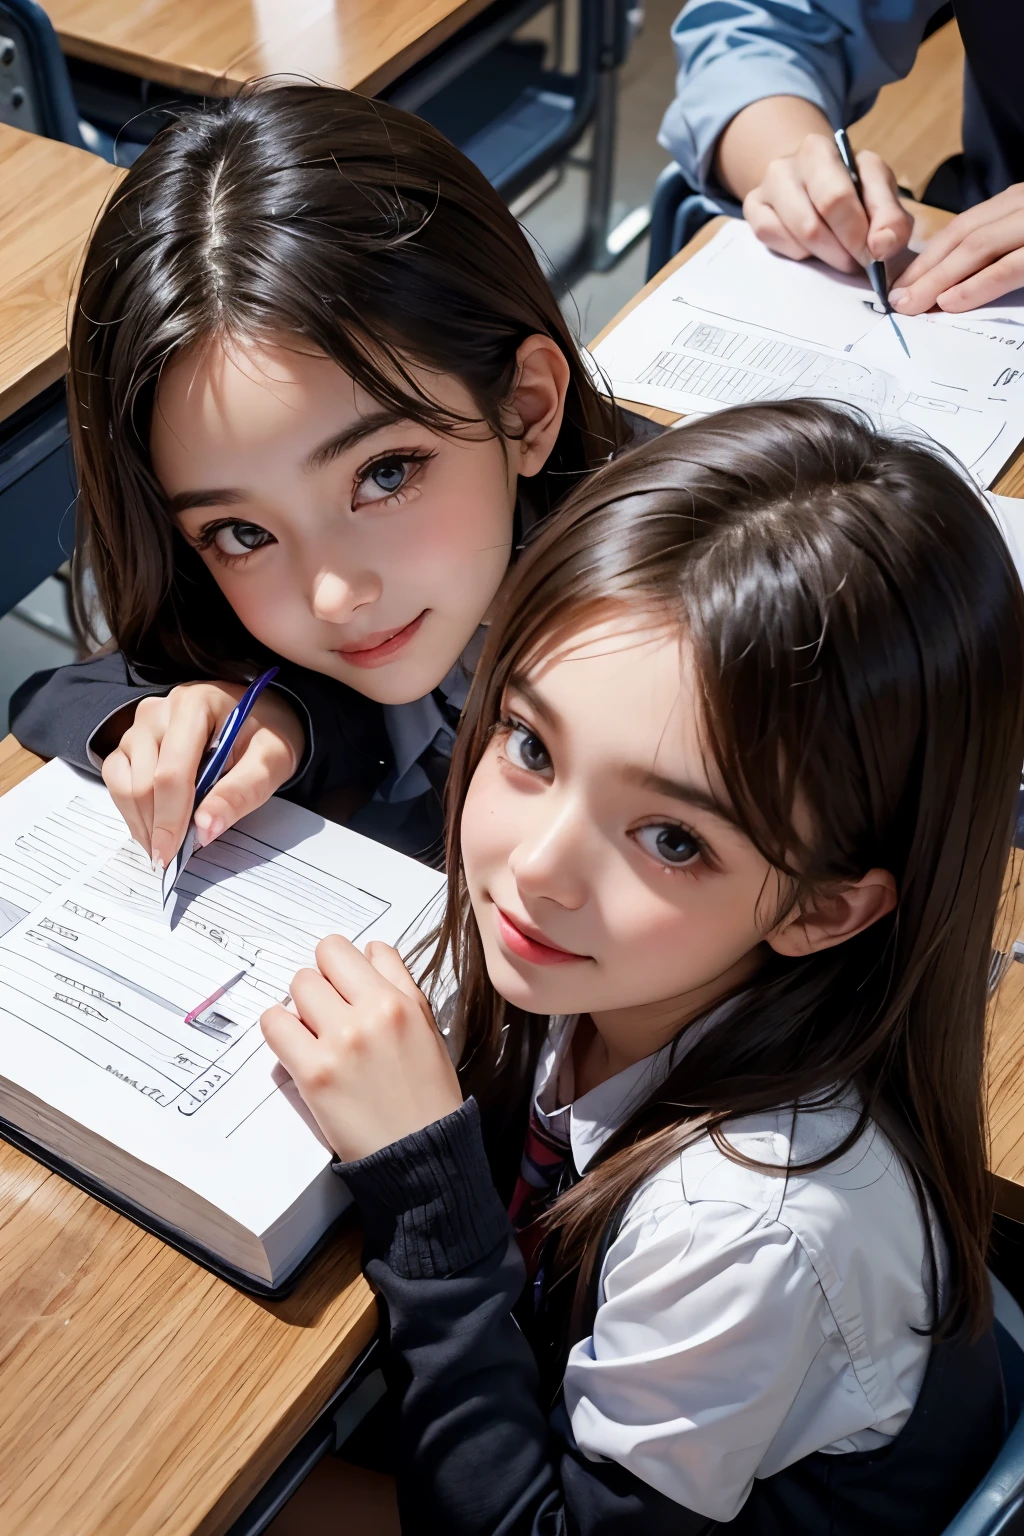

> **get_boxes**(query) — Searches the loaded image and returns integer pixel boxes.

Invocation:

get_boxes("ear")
[507,335,571,477]
[766,869,897,959]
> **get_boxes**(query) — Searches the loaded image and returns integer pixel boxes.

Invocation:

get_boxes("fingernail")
[889,288,907,310]
[151,855,165,875]
[197,817,222,847]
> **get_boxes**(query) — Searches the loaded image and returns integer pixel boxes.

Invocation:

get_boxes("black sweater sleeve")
[338,1099,713,1536]
[9,650,390,806]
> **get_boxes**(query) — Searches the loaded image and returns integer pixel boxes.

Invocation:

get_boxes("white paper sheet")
[591,222,1024,487]
[0,761,446,1240]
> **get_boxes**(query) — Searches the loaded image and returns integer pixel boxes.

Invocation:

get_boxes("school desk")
[0,124,121,428]
[0,734,378,1536]
[43,0,495,99]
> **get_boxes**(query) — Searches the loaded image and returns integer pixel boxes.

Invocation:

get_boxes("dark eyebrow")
[508,678,736,825]
[165,408,416,515]
[305,407,414,471]
[505,677,559,729]
[624,766,738,827]
[166,488,248,517]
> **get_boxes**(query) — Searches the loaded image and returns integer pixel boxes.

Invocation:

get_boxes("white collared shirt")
[532,1017,942,1522]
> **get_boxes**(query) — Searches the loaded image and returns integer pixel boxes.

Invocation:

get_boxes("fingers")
[149,702,220,870]
[313,933,382,1004]
[363,941,428,1006]
[193,722,298,847]
[857,151,913,261]
[261,1002,320,1078]
[933,248,1024,313]
[96,681,306,869]
[289,965,347,1038]
[101,746,153,853]
[892,194,1024,315]
[745,134,909,279]
[750,146,862,271]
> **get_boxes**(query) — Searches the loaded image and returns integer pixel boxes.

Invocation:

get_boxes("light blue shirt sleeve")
[658,0,945,200]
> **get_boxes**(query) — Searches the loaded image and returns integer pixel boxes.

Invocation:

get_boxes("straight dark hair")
[69,84,626,672]
[425,399,1024,1340]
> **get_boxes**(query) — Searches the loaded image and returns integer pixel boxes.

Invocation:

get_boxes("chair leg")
[583,64,650,274]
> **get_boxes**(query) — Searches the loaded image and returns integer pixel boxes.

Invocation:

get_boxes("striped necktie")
[508,1103,573,1278]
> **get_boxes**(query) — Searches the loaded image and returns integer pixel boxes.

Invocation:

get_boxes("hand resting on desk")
[100,680,305,870]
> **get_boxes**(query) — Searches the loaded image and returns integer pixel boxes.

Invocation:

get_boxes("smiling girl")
[11,85,644,867]
[263,401,1024,1535]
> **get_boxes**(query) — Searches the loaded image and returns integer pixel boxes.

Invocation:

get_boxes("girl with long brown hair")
[264,400,1024,1535]
[11,83,645,869]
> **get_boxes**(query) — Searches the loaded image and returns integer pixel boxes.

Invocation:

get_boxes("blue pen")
[160,666,279,909]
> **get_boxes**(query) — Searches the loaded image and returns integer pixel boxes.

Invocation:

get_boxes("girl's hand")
[261,936,463,1162]
[743,134,912,274]
[891,185,1024,315]
[100,681,305,870]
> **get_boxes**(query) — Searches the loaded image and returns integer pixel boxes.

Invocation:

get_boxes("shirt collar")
[381,626,486,789]
[533,1000,736,1174]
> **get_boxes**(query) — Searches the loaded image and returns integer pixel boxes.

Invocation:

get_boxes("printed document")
[0,761,446,1288]
[591,221,1024,487]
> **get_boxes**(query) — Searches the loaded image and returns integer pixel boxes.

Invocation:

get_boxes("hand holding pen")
[738,114,913,277]
[100,672,306,876]
[833,128,910,356]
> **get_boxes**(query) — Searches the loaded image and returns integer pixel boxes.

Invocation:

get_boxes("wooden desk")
[0,738,376,1536]
[45,0,494,99]
[0,125,121,428]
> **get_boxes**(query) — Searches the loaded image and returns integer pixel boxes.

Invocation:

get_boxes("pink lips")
[494,906,587,967]
[334,611,427,669]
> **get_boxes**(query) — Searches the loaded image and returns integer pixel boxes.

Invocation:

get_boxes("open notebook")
[0,760,446,1295]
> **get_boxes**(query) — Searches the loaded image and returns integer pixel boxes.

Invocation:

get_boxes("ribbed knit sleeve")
[333,1098,513,1279]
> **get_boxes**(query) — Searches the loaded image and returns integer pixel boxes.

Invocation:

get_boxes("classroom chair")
[0,0,142,162]
[646,161,721,281]
[385,0,648,286]
[942,1274,1024,1535]
[0,383,77,624]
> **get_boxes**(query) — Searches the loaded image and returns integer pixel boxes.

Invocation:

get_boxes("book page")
[0,761,446,1239]
[591,221,1024,487]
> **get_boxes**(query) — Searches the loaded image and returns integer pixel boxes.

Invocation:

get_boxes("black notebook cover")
[0,1112,349,1298]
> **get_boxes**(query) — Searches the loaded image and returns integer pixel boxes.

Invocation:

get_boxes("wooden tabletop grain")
[44,0,495,99]
[0,735,378,1536]
[0,125,122,427]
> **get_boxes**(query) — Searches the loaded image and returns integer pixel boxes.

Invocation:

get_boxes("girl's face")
[460,616,784,1061]
[150,335,566,705]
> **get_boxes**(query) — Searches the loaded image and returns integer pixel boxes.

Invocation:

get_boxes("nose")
[310,567,381,624]
[508,793,590,912]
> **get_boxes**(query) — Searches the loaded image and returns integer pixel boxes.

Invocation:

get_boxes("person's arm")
[341,1100,716,1536]
[658,0,929,267]
[260,938,830,1535]
[10,651,388,865]
[10,650,170,770]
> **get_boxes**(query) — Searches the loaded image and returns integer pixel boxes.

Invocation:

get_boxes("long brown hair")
[426,399,1024,1339]
[69,84,627,672]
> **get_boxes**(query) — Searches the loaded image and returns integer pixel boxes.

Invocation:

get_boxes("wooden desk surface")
[0,740,377,1536]
[45,0,494,99]
[0,125,122,428]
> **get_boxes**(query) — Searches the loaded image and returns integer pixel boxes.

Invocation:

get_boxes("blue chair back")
[942,1287,1024,1535]
[0,0,86,148]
